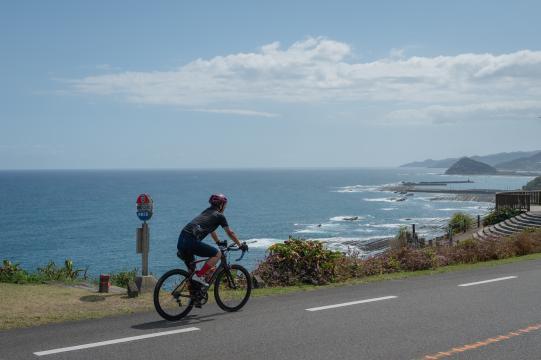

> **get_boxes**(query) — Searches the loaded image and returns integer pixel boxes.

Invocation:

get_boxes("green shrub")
[253,238,343,286]
[0,260,32,284]
[253,229,541,287]
[37,259,87,282]
[395,248,435,271]
[111,269,137,288]
[482,208,523,226]
[1,259,88,284]
[390,226,412,250]
[449,212,474,234]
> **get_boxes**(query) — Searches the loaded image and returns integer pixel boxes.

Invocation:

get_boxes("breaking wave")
[334,183,399,193]
[245,238,284,249]
[329,215,366,222]
[364,197,401,203]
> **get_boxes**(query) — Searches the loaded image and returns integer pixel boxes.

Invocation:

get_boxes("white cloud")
[95,64,113,70]
[69,37,541,122]
[191,108,279,118]
[387,101,541,124]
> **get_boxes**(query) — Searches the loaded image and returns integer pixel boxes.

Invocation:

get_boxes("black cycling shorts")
[177,232,219,266]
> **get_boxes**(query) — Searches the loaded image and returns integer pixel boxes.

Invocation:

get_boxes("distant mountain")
[445,157,499,175]
[401,158,458,168]
[401,151,540,168]
[496,152,541,171]
[523,176,541,190]
[471,151,540,166]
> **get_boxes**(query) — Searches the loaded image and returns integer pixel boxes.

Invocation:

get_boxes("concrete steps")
[473,211,541,241]
[518,213,541,224]
[501,220,524,231]
[509,216,541,228]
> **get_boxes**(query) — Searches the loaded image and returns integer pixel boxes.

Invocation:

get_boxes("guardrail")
[495,191,541,211]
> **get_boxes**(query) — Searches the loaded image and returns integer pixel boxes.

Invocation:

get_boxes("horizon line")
[0,165,407,172]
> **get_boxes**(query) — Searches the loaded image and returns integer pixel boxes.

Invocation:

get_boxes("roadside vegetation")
[448,212,474,233]
[482,208,524,226]
[110,269,137,288]
[0,259,87,284]
[254,228,541,287]
[0,259,136,288]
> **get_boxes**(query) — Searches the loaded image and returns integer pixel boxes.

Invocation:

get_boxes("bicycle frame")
[171,245,242,298]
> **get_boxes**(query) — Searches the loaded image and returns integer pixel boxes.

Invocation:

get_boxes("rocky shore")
[380,184,496,203]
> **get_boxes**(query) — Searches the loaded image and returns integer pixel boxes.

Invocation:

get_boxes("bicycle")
[153,240,252,321]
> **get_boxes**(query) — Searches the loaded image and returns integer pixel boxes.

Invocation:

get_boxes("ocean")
[0,168,533,277]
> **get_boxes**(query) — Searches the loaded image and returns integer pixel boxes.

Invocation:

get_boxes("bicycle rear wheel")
[214,264,252,312]
[154,269,194,321]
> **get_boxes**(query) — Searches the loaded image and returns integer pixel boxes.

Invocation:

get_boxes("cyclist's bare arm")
[224,227,242,247]
[210,231,221,244]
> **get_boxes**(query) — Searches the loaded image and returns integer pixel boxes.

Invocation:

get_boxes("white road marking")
[34,327,200,356]
[458,276,517,287]
[305,295,397,312]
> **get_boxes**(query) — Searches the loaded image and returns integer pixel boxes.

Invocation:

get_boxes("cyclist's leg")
[177,233,196,272]
[193,241,220,277]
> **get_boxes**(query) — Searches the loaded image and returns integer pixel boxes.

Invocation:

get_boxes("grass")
[0,283,154,331]
[2,252,541,331]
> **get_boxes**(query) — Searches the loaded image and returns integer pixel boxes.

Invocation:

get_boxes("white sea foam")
[245,238,284,249]
[329,215,365,222]
[363,197,398,203]
[381,207,397,211]
[311,235,390,243]
[294,229,330,234]
[416,196,452,202]
[335,185,380,193]
[464,205,491,210]
[353,228,376,233]
[334,182,399,193]
[399,217,447,223]
[310,235,390,253]
[367,223,403,229]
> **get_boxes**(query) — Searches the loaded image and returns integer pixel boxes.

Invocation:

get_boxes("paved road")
[2,259,541,360]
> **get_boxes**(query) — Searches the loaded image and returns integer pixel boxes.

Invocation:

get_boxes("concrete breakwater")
[381,184,498,203]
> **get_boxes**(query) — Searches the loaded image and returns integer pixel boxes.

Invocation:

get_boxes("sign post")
[135,194,157,292]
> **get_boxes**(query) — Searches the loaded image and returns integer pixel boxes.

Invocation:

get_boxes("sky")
[1,0,541,169]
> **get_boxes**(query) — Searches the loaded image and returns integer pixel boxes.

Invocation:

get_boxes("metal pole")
[142,222,149,276]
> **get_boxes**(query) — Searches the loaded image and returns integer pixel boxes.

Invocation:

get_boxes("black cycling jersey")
[182,207,229,240]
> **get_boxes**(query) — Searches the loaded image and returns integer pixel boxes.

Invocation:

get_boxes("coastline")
[0,168,526,276]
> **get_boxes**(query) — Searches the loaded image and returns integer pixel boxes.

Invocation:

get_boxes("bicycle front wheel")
[214,264,252,312]
[154,269,194,321]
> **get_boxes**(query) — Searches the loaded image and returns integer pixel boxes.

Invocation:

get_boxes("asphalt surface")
[1,259,541,360]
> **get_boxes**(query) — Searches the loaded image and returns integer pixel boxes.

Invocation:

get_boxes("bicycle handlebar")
[218,240,247,261]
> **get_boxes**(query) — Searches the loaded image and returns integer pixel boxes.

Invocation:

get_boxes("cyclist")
[177,193,248,287]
